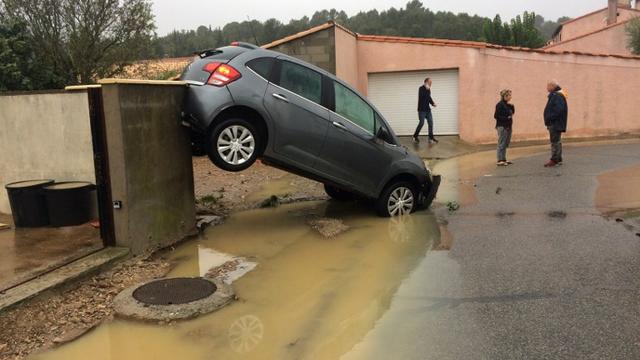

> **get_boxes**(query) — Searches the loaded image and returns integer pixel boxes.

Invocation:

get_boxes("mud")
[33,201,439,360]
[596,164,640,217]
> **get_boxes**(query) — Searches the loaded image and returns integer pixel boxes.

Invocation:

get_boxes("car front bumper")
[422,175,441,208]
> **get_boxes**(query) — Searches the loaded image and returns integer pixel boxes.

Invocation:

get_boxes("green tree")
[626,17,640,55]
[2,0,155,85]
[0,19,62,90]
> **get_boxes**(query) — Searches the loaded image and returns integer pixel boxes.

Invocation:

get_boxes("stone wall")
[269,27,336,74]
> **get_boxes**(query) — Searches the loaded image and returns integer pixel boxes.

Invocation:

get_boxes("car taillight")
[202,62,241,86]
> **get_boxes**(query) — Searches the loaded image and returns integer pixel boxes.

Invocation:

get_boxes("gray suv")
[180,43,440,217]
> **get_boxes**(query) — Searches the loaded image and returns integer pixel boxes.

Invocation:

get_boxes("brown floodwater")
[33,201,439,360]
[596,164,640,217]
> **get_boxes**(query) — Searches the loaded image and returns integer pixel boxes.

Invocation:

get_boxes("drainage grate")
[132,277,216,305]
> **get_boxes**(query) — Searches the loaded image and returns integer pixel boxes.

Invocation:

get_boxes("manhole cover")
[132,277,216,305]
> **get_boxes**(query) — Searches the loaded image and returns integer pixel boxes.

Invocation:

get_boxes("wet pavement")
[29,139,640,360]
[0,214,102,292]
[344,141,640,360]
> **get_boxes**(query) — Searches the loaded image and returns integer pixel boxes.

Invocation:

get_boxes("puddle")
[431,146,546,206]
[35,201,439,360]
[596,164,640,218]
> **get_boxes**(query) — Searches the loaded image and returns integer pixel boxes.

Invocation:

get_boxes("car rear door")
[262,58,330,169]
[316,80,395,196]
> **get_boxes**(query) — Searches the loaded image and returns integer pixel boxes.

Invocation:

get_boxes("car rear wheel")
[376,181,417,217]
[208,118,261,172]
[324,184,355,201]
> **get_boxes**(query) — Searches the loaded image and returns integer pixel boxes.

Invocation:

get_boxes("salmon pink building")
[263,2,640,144]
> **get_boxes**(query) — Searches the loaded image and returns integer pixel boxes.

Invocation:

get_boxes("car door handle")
[332,121,347,131]
[272,93,289,103]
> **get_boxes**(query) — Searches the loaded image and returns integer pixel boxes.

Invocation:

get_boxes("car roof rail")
[230,41,259,50]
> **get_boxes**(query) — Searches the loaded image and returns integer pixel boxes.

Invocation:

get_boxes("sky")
[152,0,609,35]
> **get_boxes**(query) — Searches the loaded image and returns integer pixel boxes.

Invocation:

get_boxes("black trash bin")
[43,182,97,227]
[5,179,55,227]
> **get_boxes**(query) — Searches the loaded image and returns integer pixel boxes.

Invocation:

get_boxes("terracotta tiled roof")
[259,21,640,61]
[357,34,640,60]
[544,17,634,50]
[261,21,357,49]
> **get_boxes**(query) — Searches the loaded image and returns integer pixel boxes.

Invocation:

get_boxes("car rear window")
[180,46,249,83]
[246,57,275,80]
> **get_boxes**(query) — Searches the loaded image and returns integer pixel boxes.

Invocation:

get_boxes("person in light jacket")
[494,89,515,166]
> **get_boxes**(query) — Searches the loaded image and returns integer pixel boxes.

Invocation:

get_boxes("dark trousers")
[549,128,563,162]
[415,111,434,139]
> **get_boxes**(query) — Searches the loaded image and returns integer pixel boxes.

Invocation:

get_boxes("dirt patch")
[0,255,172,359]
[308,218,350,238]
[192,157,325,215]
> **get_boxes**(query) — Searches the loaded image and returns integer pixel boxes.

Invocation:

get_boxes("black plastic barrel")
[43,182,97,227]
[5,179,55,227]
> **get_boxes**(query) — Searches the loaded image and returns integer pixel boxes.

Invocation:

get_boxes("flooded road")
[34,201,439,360]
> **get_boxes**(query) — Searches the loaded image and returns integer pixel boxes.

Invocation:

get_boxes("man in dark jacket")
[414,78,438,144]
[543,80,568,167]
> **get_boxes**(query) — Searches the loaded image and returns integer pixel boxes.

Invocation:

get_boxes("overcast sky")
[152,0,608,35]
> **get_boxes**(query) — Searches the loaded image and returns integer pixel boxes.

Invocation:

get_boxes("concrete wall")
[349,39,640,143]
[335,27,360,87]
[547,22,634,56]
[559,7,638,42]
[0,92,96,214]
[100,80,195,255]
[270,27,337,74]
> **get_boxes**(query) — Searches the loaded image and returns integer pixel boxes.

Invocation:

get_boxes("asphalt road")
[344,141,640,360]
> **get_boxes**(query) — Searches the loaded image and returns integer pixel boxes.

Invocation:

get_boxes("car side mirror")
[376,126,392,143]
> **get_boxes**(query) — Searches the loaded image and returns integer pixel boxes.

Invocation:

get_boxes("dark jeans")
[496,126,512,162]
[549,128,563,162]
[415,111,434,139]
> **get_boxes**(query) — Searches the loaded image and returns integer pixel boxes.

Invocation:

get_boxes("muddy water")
[34,201,439,360]
[596,164,640,217]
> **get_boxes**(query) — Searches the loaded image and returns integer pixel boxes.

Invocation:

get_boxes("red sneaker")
[544,160,558,167]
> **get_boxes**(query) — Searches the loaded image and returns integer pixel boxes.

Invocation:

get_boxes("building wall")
[335,27,359,87]
[559,7,638,42]
[269,27,336,74]
[547,23,634,56]
[100,81,195,255]
[351,39,640,143]
[0,92,96,214]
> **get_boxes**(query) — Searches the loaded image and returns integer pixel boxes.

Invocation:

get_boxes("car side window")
[246,57,275,80]
[334,81,375,134]
[277,60,322,105]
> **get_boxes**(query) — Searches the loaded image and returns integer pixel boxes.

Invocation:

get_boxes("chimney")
[608,0,618,25]
[618,0,632,8]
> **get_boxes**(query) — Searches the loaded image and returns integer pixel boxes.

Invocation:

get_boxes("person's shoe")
[556,161,563,166]
[497,161,508,166]
[544,160,558,167]
[412,136,420,143]
[430,137,439,143]
[505,161,514,165]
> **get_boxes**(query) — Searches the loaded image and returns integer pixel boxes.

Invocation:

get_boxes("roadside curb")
[0,247,130,313]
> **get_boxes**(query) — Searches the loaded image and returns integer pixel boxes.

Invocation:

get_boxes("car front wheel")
[376,181,417,217]
[208,118,261,172]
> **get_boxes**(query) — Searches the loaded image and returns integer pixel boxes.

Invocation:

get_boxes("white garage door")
[367,69,459,136]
